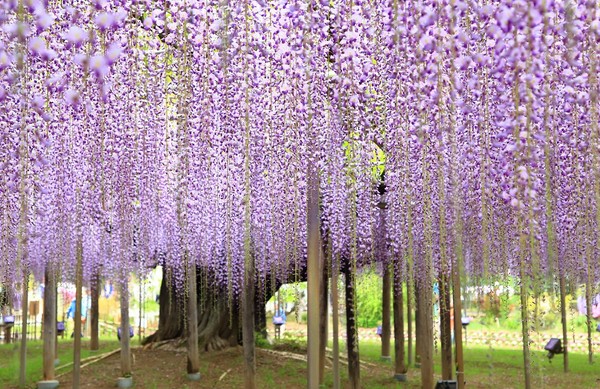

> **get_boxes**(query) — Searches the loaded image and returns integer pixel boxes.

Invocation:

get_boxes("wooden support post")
[254,289,267,339]
[452,256,465,389]
[229,299,240,347]
[331,255,340,389]
[407,276,413,366]
[585,270,593,364]
[417,276,434,389]
[73,239,84,388]
[90,271,100,351]
[318,244,328,385]
[120,275,131,378]
[306,156,320,389]
[440,272,453,380]
[187,260,200,378]
[414,281,420,368]
[381,262,391,362]
[42,265,57,382]
[393,259,407,381]
[19,271,29,388]
[242,254,256,389]
[344,265,360,389]
[55,285,59,364]
[559,274,569,372]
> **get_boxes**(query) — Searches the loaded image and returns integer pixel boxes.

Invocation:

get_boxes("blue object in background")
[66,298,89,319]
[273,308,286,325]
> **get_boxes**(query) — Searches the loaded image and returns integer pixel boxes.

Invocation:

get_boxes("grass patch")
[0,336,122,388]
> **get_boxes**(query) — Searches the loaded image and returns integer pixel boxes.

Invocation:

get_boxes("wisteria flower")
[3,22,31,41]
[105,42,123,65]
[23,0,44,14]
[64,88,81,108]
[30,94,44,113]
[28,36,47,56]
[95,12,116,32]
[93,0,108,10]
[0,50,11,70]
[40,48,57,62]
[73,53,89,70]
[143,16,153,30]
[64,26,87,48]
[36,12,54,32]
[90,54,109,78]
[45,72,66,92]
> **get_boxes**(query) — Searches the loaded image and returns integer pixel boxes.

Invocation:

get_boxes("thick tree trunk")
[144,264,279,355]
[144,266,241,351]
[344,265,360,389]
[90,271,100,351]
[393,261,407,381]
[381,263,391,361]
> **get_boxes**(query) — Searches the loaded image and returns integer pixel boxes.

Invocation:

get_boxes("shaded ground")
[58,347,307,389]
[54,345,419,389]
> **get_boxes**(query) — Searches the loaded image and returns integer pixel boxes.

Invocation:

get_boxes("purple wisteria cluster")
[0,0,599,303]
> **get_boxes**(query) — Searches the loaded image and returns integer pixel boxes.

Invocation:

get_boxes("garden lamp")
[117,326,134,341]
[435,380,457,389]
[461,317,471,344]
[544,338,562,359]
[2,315,14,327]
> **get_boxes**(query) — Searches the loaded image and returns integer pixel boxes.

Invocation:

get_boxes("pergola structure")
[1,1,599,388]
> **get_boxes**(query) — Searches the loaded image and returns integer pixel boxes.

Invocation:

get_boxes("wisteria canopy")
[1,0,599,328]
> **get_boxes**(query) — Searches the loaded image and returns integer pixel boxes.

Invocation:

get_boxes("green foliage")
[355,268,383,328]
[276,332,307,353]
[255,332,271,349]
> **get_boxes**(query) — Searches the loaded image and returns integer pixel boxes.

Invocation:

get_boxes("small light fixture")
[435,380,457,389]
[461,317,471,345]
[461,317,471,328]
[117,326,134,341]
[544,338,563,359]
[2,315,14,326]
